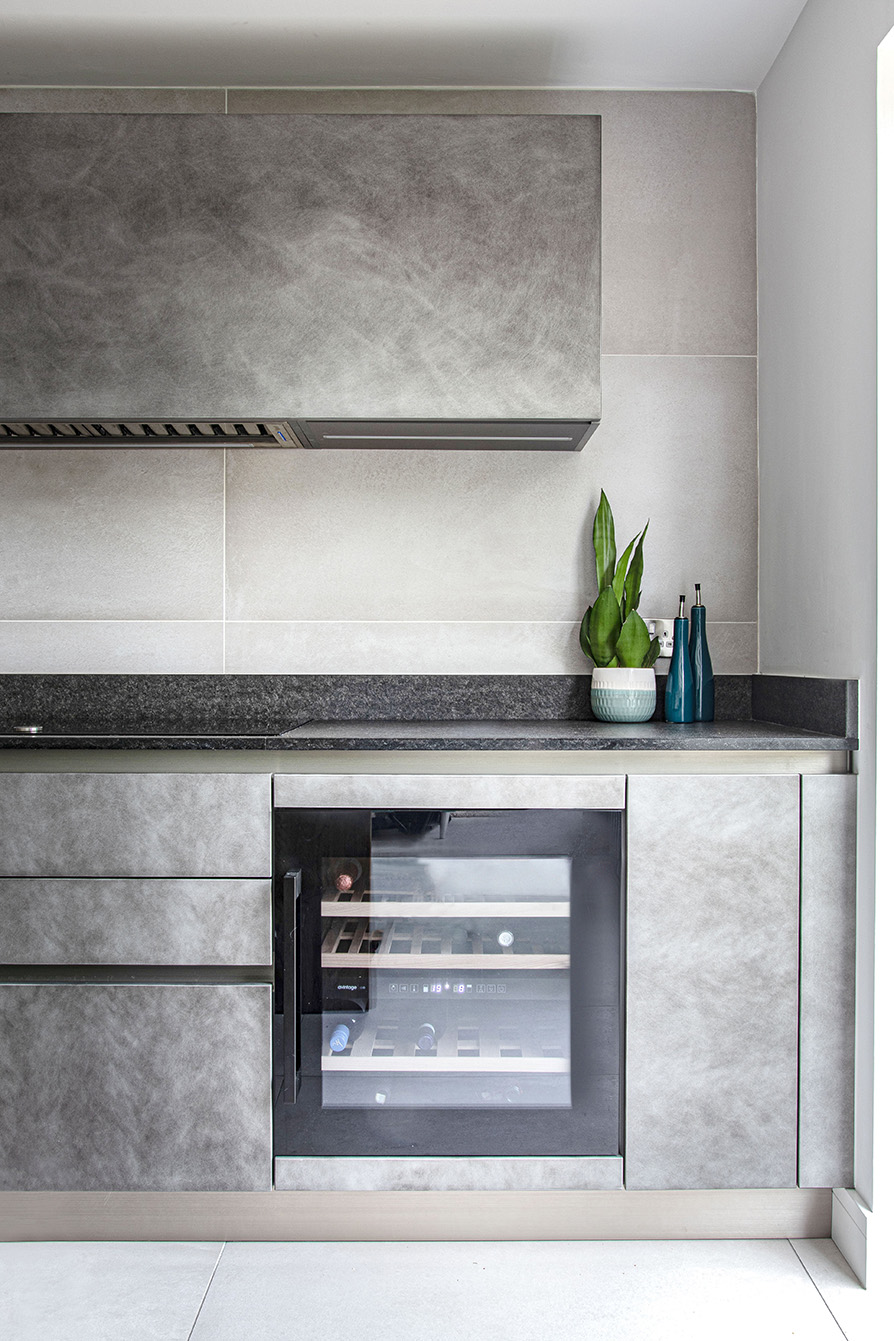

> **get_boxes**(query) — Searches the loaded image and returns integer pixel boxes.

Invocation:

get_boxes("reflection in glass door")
[322,842,572,1108]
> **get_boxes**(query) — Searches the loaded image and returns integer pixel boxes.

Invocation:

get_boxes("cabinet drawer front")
[0,878,271,966]
[0,983,271,1191]
[0,774,271,876]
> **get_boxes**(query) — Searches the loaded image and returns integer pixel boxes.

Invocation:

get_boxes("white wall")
[0,89,757,676]
[757,0,894,1256]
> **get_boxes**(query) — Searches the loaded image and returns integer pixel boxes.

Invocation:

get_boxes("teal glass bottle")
[665,594,694,723]
[689,583,715,722]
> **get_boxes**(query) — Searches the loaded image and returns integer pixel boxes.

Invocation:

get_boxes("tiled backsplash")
[0,89,757,676]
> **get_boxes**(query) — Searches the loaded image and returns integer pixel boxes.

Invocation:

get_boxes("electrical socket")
[644,618,676,659]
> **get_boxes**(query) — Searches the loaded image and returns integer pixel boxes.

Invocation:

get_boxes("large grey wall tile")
[0,621,223,674]
[799,774,857,1187]
[0,878,271,965]
[0,114,599,421]
[626,774,800,1189]
[592,357,757,620]
[0,449,224,620]
[225,619,756,675]
[697,622,758,675]
[224,620,583,675]
[226,357,756,627]
[599,93,756,355]
[0,87,225,112]
[0,984,271,1190]
[0,773,271,876]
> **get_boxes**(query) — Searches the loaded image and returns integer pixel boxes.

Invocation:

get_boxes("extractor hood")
[0,419,597,452]
[0,113,601,451]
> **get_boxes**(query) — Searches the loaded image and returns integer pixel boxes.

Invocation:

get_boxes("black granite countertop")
[0,720,854,751]
[0,673,858,752]
[274,718,852,751]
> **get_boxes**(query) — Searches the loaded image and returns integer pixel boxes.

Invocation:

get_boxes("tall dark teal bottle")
[665,594,694,723]
[689,583,715,722]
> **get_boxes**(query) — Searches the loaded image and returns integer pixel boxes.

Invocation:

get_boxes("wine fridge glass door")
[276,807,621,1156]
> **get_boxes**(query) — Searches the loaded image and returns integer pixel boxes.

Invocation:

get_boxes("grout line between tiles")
[787,1240,850,1340]
[186,1242,227,1341]
[216,619,759,626]
[0,618,224,622]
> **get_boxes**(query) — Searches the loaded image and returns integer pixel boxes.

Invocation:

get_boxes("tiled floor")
[0,1238,885,1340]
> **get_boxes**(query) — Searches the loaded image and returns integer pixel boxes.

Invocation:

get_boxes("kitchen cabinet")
[625,774,802,1189]
[0,761,856,1195]
[0,983,270,1191]
[0,772,274,1191]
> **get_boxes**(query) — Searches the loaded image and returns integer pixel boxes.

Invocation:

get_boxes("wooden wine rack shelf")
[321,895,569,919]
[321,1017,569,1073]
[321,917,569,970]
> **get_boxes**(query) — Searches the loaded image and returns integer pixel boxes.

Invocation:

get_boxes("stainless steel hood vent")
[0,419,598,452]
[288,420,598,452]
[0,420,301,448]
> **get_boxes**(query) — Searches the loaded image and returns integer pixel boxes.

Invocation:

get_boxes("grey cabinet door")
[625,775,800,1190]
[0,984,271,1191]
[799,774,857,1187]
[0,773,271,877]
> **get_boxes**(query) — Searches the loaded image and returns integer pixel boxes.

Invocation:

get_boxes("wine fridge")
[274,805,622,1157]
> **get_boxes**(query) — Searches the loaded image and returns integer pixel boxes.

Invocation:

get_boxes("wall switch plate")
[645,618,675,659]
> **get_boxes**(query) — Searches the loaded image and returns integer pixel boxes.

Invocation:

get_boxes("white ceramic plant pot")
[590,667,656,723]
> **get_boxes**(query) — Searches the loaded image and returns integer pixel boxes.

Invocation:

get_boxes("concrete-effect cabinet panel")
[274,773,624,809]
[0,984,271,1191]
[799,774,857,1187]
[626,775,800,1190]
[0,114,600,422]
[0,879,272,966]
[0,773,271,877]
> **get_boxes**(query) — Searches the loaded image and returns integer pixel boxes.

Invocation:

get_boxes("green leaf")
[579,605,594,661]
[643,636,661,669]
[624,520,649,613]
[611,535,637,619]
[592,491,616,597]
[615,609,652,668]
[588,586,622,666]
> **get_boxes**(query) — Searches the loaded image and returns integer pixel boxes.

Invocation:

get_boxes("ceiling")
[0,0,809,92]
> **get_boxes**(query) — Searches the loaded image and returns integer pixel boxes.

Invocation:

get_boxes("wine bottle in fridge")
[328,1016,364,1053]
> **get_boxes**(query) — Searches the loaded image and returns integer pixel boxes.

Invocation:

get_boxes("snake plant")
[579,492,661,669]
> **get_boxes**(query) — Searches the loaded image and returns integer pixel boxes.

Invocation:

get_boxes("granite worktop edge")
[0,724,855,752]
